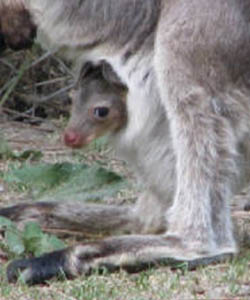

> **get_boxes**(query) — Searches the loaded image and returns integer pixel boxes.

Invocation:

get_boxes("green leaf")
[23,222,44,255]
[0,217,65,258]
[14,150,43,161]
[0,216,15,228]
[34,234,65,257]
[23,222,43,240]
[22,222,65,257]
[4,161,129,202]
[0,136,12,160]
[46,235,65,250]
[4,162,85,194]
[5,230,25,255]
[0,136,42,161]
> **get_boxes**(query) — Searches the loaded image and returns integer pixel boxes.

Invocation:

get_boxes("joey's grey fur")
[1,0,250,284]
[64,61,128,147]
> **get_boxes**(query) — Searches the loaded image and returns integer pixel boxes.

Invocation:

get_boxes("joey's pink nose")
[63,130,84,148]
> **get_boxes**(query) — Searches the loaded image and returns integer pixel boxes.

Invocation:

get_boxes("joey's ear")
[76,62,102,86]
[78,62,95,81]
[101,61,126,89]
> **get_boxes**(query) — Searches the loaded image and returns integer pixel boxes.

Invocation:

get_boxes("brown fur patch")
[0,4,36,50]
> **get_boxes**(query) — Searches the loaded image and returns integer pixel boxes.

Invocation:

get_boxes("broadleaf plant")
[0,216,65,258]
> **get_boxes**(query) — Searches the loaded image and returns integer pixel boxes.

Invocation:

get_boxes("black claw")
[7,249,68,285]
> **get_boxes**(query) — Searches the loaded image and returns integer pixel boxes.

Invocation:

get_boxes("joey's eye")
[93,107,110,119]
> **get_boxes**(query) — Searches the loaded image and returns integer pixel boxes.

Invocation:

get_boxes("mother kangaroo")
[1,0,250,284]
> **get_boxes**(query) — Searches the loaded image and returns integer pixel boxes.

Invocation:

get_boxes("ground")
[0,48,249,300]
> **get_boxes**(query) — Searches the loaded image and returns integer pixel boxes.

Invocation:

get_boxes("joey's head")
[64,62,128,149]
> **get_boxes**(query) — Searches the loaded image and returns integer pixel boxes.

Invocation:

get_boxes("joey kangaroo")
[1,0,250,284]
[64,61,127,148]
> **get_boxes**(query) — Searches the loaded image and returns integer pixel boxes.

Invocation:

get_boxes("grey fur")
[1,0,250,283]
[64,61,127,147]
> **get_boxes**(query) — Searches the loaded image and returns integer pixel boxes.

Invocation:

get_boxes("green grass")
[0,250,249,300]
[0,135,249,299]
